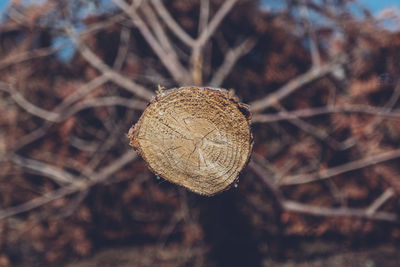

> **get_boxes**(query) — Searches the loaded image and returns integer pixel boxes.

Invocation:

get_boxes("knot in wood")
[128,86,253,196]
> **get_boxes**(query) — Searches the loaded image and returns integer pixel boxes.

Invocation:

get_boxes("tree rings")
[128,86,253,196]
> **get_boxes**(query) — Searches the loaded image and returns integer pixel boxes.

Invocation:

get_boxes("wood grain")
[128,86,253,195]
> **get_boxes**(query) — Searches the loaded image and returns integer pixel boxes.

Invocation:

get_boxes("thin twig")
[113,26,131,70]
[112,0,191,84]
[80,13,127,38]
[0,84,60,122]
[63,97,147,119]
[209,37,257,87]
[252,104,400,123]
[250,159,399,224]
[363,79,400,135]
[9,154,77,185]
[366,188,395,216]
[0,47,60,70]
[53,190,89,219]
[141,1,177,61]
[1,84,146,123]
[56,75,110,111]
[283,200,399,223]
[198,0,210,35]
[83,115,135,177]
[279,148,400,185]
[195,0,238,48]
[67,27,155,101]
[273,103,349,150]
[150,0,195,46]
[0,151,137,220]
[300,4,321,67]
[247,160,284,207]
[12,76,110,151]
[250,59,345,113]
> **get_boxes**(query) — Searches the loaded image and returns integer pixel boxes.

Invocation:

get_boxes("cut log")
[128,86,253,196]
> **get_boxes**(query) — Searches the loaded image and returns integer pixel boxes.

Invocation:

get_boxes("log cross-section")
[128,86,253,196]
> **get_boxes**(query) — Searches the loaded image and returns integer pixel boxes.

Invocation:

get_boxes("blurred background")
[0,0,400,266]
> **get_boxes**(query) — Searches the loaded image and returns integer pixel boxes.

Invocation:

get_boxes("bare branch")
[252,105,400,123]
[9,153,77,185]
[66,27,155,101]
[0,183,79,221]
[0,84,60,122]
[198,0,210,34]
[195,0,238,48]
[247,160,284,207]
[1,85,146,123]
[0,151,137,220]
[63,97,147,119]
[150,0,195,46]
[366,188,395,216]
[250,159,399,224]
[300,5,321,67]
[283,200,399,223]
[362,80,400,135]
[0,47,60,70]
[271,103,350,150]
[113,26,131,70]
[190,47,203,86]
[189,0,211,86]
[279,148,400,185]
[55,75,110,111]
[210,37,257,87]
[80,13,127,37]
[250,59,345,113]
[11,76,110,152]
[141,1,177,60]
[112,0,191,84]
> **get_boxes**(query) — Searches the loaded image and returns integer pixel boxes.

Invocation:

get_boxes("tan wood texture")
[128,86,253,195]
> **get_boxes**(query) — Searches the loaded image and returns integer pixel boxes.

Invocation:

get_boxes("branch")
[198,0,210,35]
[250,59,345,113]
[1,84,146,123]
[270,103,350,150]
[80,13,127,38]
[63,97,147,119]
[11,76,110,152]
[362,80,400,135]
[300,4,321,67]
[366,188,395,216]
[56,75,110,111]
[209,37,257,87]
[252,105,400,123]
[279,148,400,185]
[112,0,191,84]
[150,0,195,47]
[0,151,137,220]
[0,47,60,70]
[195,0,238,48]
[9,154,77,185]
[250,159,399,224]
[282,200,399,223]
[66,27,155,101]
[188,0,238,86]
[247,160,284,207]
[113,26,131,70]
[0,83,60,122]
[141,1,177,60]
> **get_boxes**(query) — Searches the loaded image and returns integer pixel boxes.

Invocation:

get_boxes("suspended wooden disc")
[128,86,253,196]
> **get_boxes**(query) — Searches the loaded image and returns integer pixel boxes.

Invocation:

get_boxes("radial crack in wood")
[128,86,253,196]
